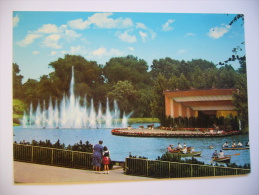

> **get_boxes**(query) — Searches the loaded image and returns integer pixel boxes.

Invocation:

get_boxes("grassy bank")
[127,118,160,124]
[13,99,27,126]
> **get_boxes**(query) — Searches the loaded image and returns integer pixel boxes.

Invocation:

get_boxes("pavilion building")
[163,88,238,119]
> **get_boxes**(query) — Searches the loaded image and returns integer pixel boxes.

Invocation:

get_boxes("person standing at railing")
[102,146,110,174]
[92,140,104,174]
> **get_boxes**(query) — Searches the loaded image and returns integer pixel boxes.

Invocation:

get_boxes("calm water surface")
[13,123,250,166]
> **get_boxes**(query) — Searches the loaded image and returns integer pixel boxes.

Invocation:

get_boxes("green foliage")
[107,80,137,115]
[13,99,27,116]
[163,115,239,129]
[13,63,24,99]
[158,152,205,165]
[150,73,168,123]
[103,55,150,87]
[22,139,93,152]
[150,57,181,79]
[14,51,248,131]
[158,152,249,169]
[215,65,237,88]
[233,73,248,131]
[49,54,103,93]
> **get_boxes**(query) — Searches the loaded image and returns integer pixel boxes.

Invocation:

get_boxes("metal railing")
[13,144,93,169]
[125,157,250,178]
[14,144,250,178]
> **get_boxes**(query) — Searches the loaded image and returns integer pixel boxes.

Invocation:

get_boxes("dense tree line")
[13,54,248,130]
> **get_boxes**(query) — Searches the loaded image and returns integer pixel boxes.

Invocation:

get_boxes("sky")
[13,12,246,83]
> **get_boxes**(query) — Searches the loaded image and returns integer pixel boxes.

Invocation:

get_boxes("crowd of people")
[92,140,111,174]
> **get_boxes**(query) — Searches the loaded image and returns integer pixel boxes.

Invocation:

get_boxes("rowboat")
[171,151,202,157]
[168,147,192,153]
[212,156,231,163]
[168,149,181,153]
[222,146,249,150]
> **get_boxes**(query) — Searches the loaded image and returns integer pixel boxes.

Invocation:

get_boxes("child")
[102,146,110,174]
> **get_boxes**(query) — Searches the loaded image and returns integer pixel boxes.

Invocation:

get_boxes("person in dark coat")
[92,140,104,173]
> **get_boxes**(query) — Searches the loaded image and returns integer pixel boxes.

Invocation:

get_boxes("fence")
[13,144,93,169]
[125,157,250,178]
[14,144,251,178]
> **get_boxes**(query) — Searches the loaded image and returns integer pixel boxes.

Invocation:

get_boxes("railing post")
[168,162,171,178]
[31,146,34,162]
[191,164,193,177]
[125,158,127,174]
[71,151,74,167]
[146,160,148,176]
[51,149,54,164]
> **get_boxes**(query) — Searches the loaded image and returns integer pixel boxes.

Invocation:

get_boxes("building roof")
[163,88,237,111]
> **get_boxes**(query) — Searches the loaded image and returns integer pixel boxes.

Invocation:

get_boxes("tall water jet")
[21,66,132,129]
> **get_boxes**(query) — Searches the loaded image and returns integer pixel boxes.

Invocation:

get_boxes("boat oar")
[210,157,216,163]
[225,153,240,157]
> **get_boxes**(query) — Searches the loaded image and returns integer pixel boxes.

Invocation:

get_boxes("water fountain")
[21,66,131,129]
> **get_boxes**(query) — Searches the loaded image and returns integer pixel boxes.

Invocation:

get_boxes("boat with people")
[212,156,231,163]
[222,146,249,150]
[167,144,202,157]
[170,151,202,157]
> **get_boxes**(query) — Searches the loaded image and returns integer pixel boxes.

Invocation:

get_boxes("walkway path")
[13,161,153,184]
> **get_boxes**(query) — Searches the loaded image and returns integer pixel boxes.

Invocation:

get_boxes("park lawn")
[127,118,160,124]
[13,99,27,126]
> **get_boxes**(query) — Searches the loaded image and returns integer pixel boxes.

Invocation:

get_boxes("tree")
[218,14,245,67]
[217,14,248,132]
[150,73,170,124]
[107,80,137,115]
[49,54,103,97]
[103,55,150,87]
[150,57,181,80]
[13,63,24,98]
[36,75,61,104]
[215,65,237,88]
[22,79,39,107]
[233,73,248,132]
[190,66,208,89]
[135,87,153,117]
[176,73,190,90]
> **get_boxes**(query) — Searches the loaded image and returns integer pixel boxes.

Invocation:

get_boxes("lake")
[13,123,250,166]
